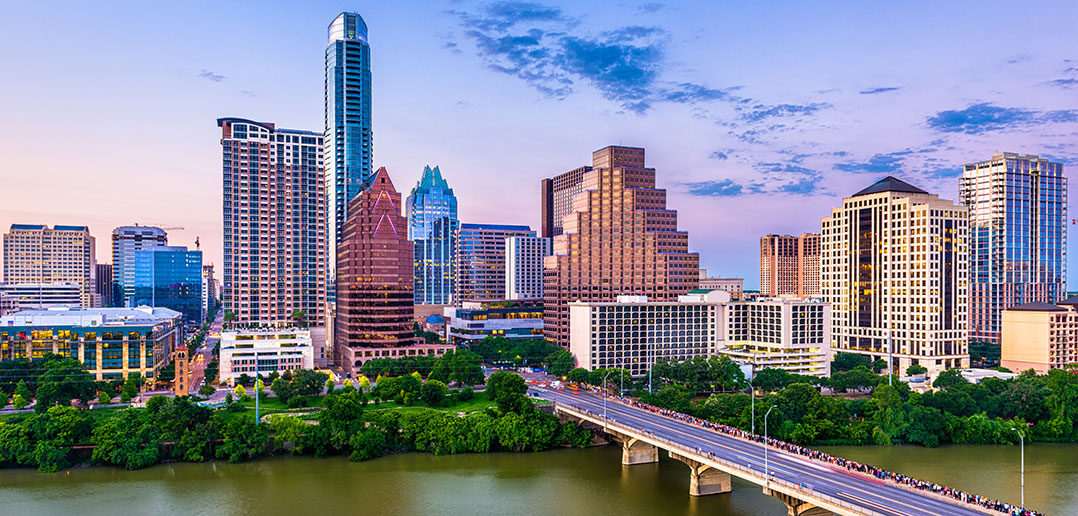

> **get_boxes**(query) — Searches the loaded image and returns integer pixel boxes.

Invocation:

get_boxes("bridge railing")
[555,401,890,516]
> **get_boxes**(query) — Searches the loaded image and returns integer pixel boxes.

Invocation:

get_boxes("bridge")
[531,386,1005,516]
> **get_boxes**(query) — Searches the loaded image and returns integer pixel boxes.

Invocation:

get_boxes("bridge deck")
[533,387,1004,516]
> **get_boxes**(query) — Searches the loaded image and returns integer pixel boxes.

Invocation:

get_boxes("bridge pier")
[766,489,831,516]
[621,438,659,465]
[669,451,732,496]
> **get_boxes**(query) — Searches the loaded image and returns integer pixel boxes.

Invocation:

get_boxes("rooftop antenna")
[195,236,200,250]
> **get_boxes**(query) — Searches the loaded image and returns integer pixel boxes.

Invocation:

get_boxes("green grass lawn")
[363,390,495,414]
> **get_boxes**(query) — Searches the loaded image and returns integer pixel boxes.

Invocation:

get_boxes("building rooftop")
[852,176,929,197]
[1007,301,1068,312]
[1,305,182,326]
[460,223,533,232]
[1056,296,1078,306]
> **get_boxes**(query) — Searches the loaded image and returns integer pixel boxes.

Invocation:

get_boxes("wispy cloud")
[682,178,745,197]
[197,69,225,82]
[637,2,665,14]
[926,102,1078,134]
[738,102,830,123]
[859,86,899,95]
[708,150,728,160]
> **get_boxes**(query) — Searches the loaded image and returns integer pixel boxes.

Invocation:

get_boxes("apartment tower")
[821,176,969,375]
[218,118,327,330]
[543,145,701,347]
[760,233,820,297]
[455,224,535,301]
[506,236,552,300]
[3,224,96,307]
[960,152,1067,344]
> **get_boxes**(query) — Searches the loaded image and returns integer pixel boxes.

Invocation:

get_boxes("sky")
[2,0,1077,289]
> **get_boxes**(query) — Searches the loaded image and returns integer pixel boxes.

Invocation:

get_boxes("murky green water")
[1,444,1074,515]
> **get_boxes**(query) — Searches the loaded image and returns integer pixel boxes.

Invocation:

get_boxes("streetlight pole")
[254,350,260,425]
[887,329,893,387]
[750,364,756,435]
[1013,428,1025,507]
[648,341,654,393]
[764,405,776,491]
[602,368,615,430]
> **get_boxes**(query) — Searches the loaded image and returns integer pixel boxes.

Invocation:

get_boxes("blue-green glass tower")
[326,12,373,299]
[407,166,458,304]
[133,246,203,324]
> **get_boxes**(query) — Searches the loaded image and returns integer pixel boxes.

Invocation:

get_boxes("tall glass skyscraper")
[325,12,373,296]
[133,245,203,324]
[112,226,168,307]
[407,166,458,304]
[960,152,1067,344]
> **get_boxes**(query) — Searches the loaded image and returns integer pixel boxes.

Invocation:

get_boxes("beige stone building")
[3,224,96,307]
[1001,299,1078,374]
[821,177,969,376]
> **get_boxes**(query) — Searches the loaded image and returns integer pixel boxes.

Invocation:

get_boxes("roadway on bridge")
[530,386,991,516]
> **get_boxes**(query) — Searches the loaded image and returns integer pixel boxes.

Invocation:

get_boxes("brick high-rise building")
[336,168,450,376]
[760,233,820,297]
[960,152,1067,344]
[455,223,535,301]
[821,176,969,376]
[217,118,327,332]
[3,224,96,307]
[543,145,700,347]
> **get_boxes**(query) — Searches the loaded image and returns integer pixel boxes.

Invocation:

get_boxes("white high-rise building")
[505,236,551,300]
[821,176,969,376]
[3,224,96,307]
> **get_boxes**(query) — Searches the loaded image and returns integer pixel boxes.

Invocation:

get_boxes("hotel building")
[506,236,551,300]
[960,152,1067,344]
[821,176,969,375]
[719,296,830,376]
[217,117,327,332]
[760,233,820,297]
[1000,298,1078,374]
[407,165,458,304]
[219,329,315,384]
[455,224,535,301]
[111,225,168,307]
[0,306,183,381]
[544,145,700,347]
[3,224,96,307]
[336,167,451,376]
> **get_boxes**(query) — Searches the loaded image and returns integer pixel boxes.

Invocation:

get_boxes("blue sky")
[1,1,1077,288]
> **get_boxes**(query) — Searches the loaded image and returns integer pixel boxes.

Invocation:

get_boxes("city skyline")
[2,1,1078,288]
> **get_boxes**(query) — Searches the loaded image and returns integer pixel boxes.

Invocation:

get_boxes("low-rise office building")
[568,290,831,377]
[0,306,183,380]
[444,300,544,345]
[0,282,82,309]
[1000,298,1078,374]
[219,329,315,384]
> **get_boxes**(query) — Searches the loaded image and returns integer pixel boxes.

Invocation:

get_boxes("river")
[1,444,1074,516]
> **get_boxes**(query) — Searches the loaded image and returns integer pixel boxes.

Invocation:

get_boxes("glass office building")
[407,165,458,304]
[325,11,373,296]
[133,246,203,324]
[111,226,168,307]
[960,152,1067,344]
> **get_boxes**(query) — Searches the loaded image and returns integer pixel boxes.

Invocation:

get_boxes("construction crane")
[132,223,185,231]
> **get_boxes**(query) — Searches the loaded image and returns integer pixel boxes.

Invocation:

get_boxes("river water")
[1,444,1074,516]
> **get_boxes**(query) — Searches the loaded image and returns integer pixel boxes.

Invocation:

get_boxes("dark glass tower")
[325,12,373,297]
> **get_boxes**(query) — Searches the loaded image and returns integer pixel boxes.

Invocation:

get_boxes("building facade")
[95,263,115,308]
[325,11,374,294]
[0,306,183,381]
[3,224,95,307]
[506,236,551,300]
[0,282,83,310]
[821,176,969,376]
[133,246,203,324]
[719,296,831,376]
[218,117,327,331]
[698,274,745,300]
[336,168,451,376]
[960,152,1067,344]
[455,224,535,301]
[443,300,544,346]
[111,226,168,307]
[760,233,820,297]
[541,165,591,238]
[202,264,217,319]
[1000,298,1078,374]
[219,329,315,384]
[407,165,458,304]
[544,145,700,347]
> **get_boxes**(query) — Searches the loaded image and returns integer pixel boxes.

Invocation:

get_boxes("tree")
[216,417,269,463]
[12,394,29,410]
[870,359,888,374]
[358,375,371,391]
[933,368,968,390]
[421,380,449,407]
[567,368,589,385]
[906,364,928,376]
[832,353,871,373]
[291,369,330,397]
[35,357,96,410]
[486,371,530,413]
[326,377,336,395]
[223,311,237,328]
[0,391,8,408]
[342,378,354,391]
[290,309,308,328]
[233,384,247,398]
[14,379,32,401]
[120,372,142,403]
[544,350,575,377]
[197,385,216,397]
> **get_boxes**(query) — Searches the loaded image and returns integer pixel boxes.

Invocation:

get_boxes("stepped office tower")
[455,224,536,301]
[336,168,425,376]
[3,224,96,307]
[821,176,969,375]
[960,153,1067,344]
[112,226,168,307]
[543,145,701,347]
[760,233,820,297]
[218,118,327,332]
[407,166,458,304]
[325,12,373,295]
